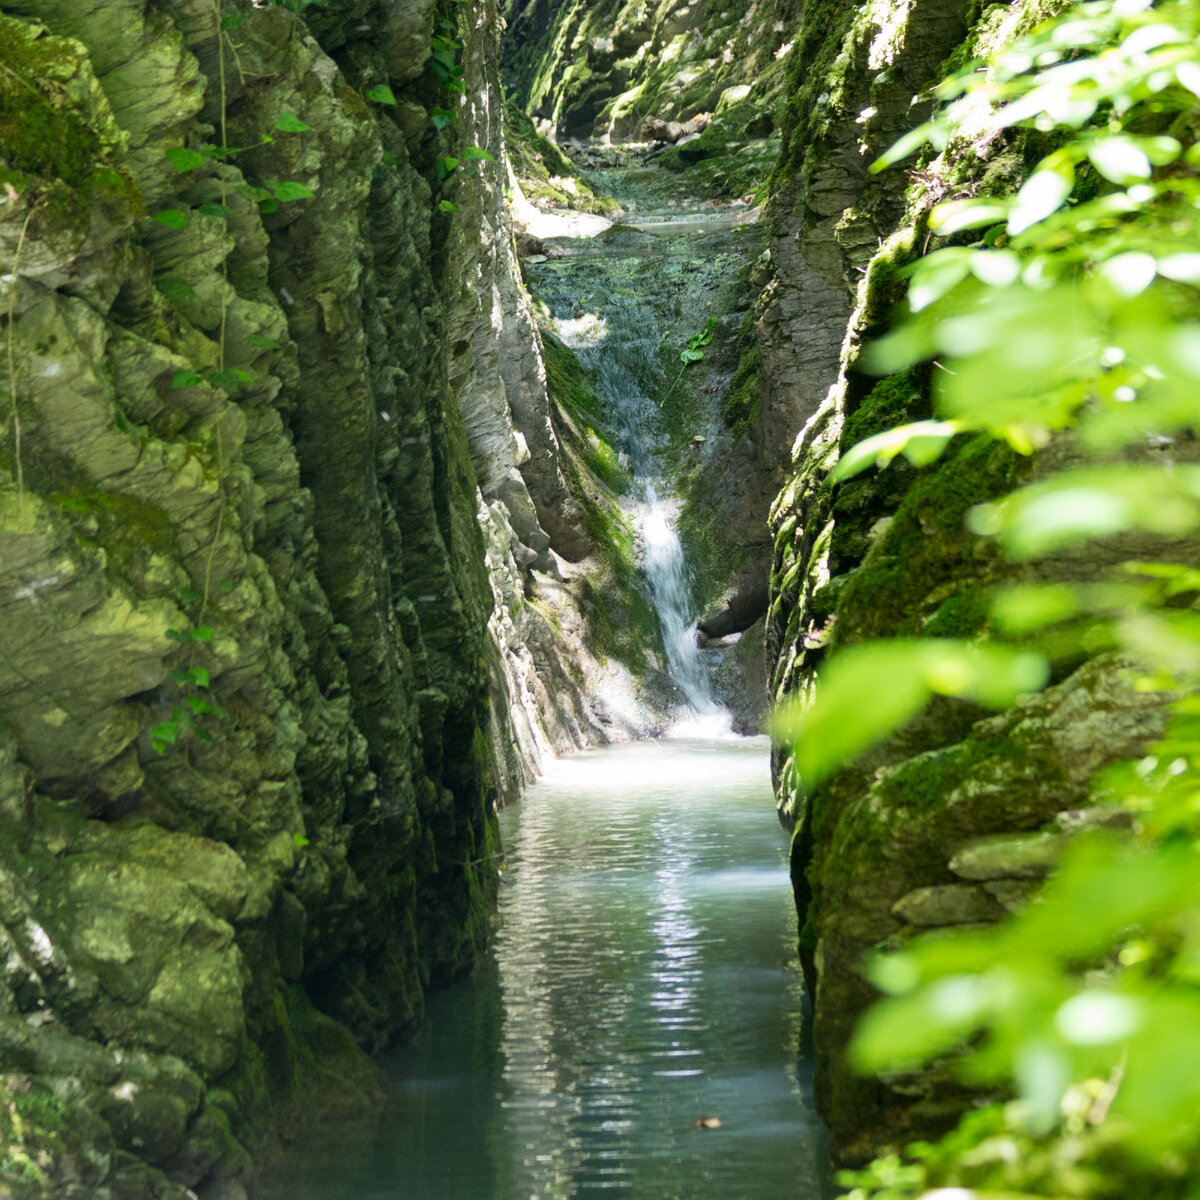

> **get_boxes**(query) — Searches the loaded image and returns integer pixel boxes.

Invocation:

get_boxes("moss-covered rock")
[0,0,538,1192]
[758,0,1200,1169]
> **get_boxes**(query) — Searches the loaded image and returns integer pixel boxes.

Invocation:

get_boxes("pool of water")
[259,739,828,1199]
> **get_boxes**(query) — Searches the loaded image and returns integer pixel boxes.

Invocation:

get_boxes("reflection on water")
[259,740,828,1200]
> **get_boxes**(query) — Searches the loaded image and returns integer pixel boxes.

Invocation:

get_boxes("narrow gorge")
[2,0,1199,1197]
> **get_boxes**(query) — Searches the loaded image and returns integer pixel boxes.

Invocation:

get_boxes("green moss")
[0,16,138,226]
[769,0,863,198]
[677,493,747,620]
[840,369,925,451]
[542,330,603,420]
[832,434,1018,647]
[720,310,761,438]
[658,111,780,202]
[505,99,618,215]
[49,488,173,549]
[922,588,990,638]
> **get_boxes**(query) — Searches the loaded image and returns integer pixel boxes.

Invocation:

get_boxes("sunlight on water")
[259,741,829,1200]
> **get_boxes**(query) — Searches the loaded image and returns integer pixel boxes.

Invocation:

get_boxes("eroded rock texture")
[0,0,601,1193]
[759,0,1194,1165]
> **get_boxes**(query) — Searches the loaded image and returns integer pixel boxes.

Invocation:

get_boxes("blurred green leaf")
[772,640,1048,786]
[833,420,962,481]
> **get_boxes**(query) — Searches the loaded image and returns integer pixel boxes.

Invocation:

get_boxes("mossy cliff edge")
[758,0,1194,1168]
[0,0,618,1194]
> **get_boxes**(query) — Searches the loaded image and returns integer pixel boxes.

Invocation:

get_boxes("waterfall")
[531,201,738,737]
[639,487,731,736]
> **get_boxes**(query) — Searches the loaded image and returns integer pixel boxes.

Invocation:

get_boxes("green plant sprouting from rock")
[660,316,717,407]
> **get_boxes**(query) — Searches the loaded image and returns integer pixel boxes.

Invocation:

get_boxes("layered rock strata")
[0,0,619,1194]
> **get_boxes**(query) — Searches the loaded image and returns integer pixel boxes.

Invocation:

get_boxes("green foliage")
[659,317,717,407]
[154,584,228,755]
[784,0,1200,1191]
[365,84,397,106]
[773,639,1048,786]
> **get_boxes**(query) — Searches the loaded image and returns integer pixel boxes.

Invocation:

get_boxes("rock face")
[755,0,1193,1167]
[504,0,797,140]
[0,0,620,1194]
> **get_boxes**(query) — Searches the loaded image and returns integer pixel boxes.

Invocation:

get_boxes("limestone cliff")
[0,0,608,1194]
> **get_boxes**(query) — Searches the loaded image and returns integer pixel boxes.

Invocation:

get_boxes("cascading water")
[639,487,729,732]
[527,174,756,734]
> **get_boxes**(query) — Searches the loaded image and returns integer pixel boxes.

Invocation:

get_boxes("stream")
[260,162,828,1199]
[260,741,828,1199]
[525,162,759,734]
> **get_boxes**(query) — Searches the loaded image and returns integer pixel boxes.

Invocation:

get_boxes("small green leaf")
[166,628,189,643]
[1007,164,1074,236]
[209,368,253,392]
[271,180,315,202]
[1087,136,1152,184]
[444,80,467,94]
[1097,251,1157,297]
[438,200,459,213]
[197,201,234,220]
[165,146,208,173]
[217,580,234,593]
[238,183,272,202]
[159,279,197,303]
[172,370,204,388]
[832,420,964,481]
[929,198,1011,235]
[180,585,202,603]
[990,583,1079,634]
[190,625,215,642]
[275,112,312,132]
[431,106,456,130]
[151,738,167,755]
[293,833,310,848]
[461,146,495,162]
[870,120,935,172]
[248,332,282,349]
[260,198,279,213]
[150,720,179,746]
[366,84,398,106]
[220,13,244,28]
[439,156,460,178]
[170,668,191,684]
[190,667,211,688]
[152,208,189,229]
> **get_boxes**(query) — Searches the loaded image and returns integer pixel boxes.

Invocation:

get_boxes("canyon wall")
[759,0,1192,1166]
[0,0,629,1193]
